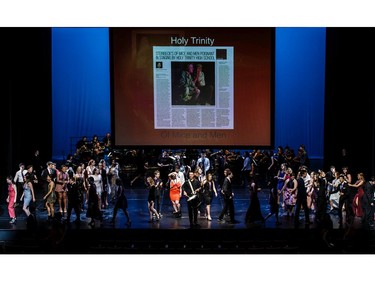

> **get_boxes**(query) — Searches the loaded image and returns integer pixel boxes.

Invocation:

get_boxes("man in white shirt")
[197,152,210,175]
[13,163,25,205]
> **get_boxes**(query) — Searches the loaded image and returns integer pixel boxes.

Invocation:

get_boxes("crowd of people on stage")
[4,136,375,230]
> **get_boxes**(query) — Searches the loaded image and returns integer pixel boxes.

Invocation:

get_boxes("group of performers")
[4,144,375,229]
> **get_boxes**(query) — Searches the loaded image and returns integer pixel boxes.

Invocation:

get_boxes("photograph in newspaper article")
[153,46,234,130]
[171,61,215,106]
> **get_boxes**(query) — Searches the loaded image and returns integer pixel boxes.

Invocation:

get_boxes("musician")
[218,168,236,223]
[130,150,148,186]
[241,151,252,187]
[197,152,210,175]
[102,132,112,150]
[93,142,104,163]
[91,135,99,147]
[32,149,43,176]
[157,150,172,185]
[76,136,88,152]
[182,171,202,228]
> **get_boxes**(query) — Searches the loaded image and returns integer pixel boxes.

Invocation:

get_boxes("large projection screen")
[112,28,274,147]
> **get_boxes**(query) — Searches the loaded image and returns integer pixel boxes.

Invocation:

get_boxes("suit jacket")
[221,177,233,199]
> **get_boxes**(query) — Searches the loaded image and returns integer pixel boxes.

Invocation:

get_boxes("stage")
[1,183,374,254]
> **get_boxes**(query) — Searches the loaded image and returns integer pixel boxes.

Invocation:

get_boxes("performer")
[98,161,109,209]
[43,175,56,221]
[111,178,131,226]
[168,172,182,217]
[182,171,202,228]
[264,177,281,225]
[153,170,164,216]
[55,165,69,218]
[202,172,217,221]
[108,160,119,201]
[40,161,57,195]
[6,176,17,224]
[86,177,102,227]
[146,176,160,222]
[13,163,25,205]
[349,173,365,218]
[337,174,349,226]
[245,175,265,224]
[218,169,236,224]
[20,178,35,218]
[66,177,82,223]
[294,169,311,227]
[281,170,297,217]
[362,178,374,228]
[89,168,103,211]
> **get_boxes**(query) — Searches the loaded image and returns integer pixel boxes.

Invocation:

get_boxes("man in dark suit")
[40,161,57,211]
[40,161,57,194]
[362,178,375,228]
[182,171,201,228]
[294,169,311,227]
[218,168,236,223]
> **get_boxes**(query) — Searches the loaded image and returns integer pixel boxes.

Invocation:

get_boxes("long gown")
[245,182,264,223]
[353,181,364,217]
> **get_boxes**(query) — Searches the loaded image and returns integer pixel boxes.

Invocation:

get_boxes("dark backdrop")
[0,28,52,199]
[325,28,375,177]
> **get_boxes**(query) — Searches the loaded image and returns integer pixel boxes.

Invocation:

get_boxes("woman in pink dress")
[6,176,17,224]
[349,173,365,218]
[55,165,69,217]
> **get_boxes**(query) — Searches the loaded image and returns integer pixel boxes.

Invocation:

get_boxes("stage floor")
[1,183,374,253]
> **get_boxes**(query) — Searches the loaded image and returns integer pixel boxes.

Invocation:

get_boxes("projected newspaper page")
[153,46,234,129]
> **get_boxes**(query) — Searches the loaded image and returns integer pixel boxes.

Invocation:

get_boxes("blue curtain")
[275,27,326,160]
[52,28,110,160]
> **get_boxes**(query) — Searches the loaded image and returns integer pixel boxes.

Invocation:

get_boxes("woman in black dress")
[202,172,217,221]
[111,178,131,226]
[146,176,160,222]
[264,177,281,225]
[245,175,265,224]
[86,177,102,227]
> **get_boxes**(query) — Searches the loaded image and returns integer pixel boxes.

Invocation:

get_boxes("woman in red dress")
[349,173,365,218]
[6,176,17,224]
[169,172,182,217]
